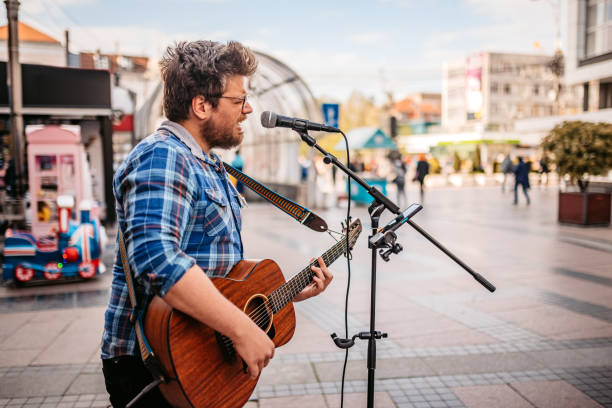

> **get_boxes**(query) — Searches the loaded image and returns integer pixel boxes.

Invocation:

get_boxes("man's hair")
[160,40,257,122]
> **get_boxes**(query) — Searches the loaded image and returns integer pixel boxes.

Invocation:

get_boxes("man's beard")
[200,117,243,150]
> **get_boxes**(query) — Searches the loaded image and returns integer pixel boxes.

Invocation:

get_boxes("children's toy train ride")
[2,125,106,285]
[3,196,104,283]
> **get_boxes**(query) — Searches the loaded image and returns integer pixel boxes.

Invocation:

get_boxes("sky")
[10,0,563,103]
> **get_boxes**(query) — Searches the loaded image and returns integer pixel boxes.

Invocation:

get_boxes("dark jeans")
[514,181,530,204]
[102,356,172,408]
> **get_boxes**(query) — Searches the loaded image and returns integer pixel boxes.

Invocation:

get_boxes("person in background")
[414,154,429,200]
[348,154,365,173]
[539,156,550,187]
[513,156,530,205]
[391,154,407,207]
[500,154,514,193]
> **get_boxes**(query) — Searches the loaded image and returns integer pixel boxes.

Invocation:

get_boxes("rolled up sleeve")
[115,144,197,297]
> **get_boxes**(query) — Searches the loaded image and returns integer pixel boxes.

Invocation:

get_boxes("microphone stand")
[297,130,496,408]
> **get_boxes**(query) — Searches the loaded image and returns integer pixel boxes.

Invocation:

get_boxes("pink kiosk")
[26,125,94,237]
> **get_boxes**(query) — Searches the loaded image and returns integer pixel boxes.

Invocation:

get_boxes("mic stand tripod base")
[330,200,388,408]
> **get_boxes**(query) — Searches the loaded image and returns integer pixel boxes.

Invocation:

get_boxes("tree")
[540,121,612,192]
[339,91,382,132]
[453,151,462,173]
[472,145,482,173]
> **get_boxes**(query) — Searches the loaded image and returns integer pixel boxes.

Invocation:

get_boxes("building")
[79,51,157,170]
[0,22,65,66]
[442,51,582,133]
[0,22,115,223]
[513,0,612,149]
[392,92,441,135]
[565,0,612,111]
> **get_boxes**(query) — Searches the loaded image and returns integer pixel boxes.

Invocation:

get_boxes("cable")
[339,129,350,408]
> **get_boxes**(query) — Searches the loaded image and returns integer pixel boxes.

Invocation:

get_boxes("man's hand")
[163,265,275,380]
[232,319,275,379]
[293,257,333,302]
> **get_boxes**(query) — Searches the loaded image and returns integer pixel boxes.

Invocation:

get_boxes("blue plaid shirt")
[101,121,244,359]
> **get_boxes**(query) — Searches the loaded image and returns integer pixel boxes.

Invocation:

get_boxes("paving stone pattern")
[1,188,611,407]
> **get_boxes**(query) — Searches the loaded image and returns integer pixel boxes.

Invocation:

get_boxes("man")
[415,154,429,199]
[390,152,407,207]
[101,41,333,408]
[513,156,531,205]
[500,154,513,193]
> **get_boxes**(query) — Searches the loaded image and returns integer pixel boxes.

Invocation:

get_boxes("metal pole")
[4,0,24,201]
[64,29,70,66]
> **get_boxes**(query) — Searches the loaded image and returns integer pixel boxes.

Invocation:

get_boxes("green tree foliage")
[472,145,482,173]
[453,151,462,173]
[540,121,612,192]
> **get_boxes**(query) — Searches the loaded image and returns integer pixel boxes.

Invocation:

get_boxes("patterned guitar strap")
[119,163,329,407]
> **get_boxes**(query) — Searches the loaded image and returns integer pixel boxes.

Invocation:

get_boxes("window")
[94,55,109,70]
[584,0,612,57]
[533,85,540,96]
[600,82,612,109]
[491,82,499,93]
[504,84,511,95]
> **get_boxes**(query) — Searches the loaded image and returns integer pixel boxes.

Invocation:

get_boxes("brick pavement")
[0,186,611,407]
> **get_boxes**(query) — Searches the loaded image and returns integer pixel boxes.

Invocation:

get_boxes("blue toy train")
[2,196,105,284]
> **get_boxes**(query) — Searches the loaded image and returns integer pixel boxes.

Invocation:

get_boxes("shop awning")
[336,127,397,150]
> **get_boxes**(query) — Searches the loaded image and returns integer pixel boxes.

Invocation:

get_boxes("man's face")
[201,75,252,150]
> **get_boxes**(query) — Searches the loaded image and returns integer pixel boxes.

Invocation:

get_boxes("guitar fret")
[269,221,361,313]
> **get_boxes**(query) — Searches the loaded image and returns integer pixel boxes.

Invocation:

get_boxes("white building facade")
[565,0,612,111]
[443,52,582,133]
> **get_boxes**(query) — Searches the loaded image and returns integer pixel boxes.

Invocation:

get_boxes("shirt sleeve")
[115,143,197,297]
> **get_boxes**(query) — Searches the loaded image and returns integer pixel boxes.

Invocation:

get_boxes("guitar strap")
[118,162,328,405]
[118,228,167,407]
[222,161,327,233]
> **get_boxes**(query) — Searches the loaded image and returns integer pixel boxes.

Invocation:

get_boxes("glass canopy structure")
[238,51,322,184]
[135,50,322,186]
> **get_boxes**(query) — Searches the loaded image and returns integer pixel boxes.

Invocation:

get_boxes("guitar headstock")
[343,219,362,251]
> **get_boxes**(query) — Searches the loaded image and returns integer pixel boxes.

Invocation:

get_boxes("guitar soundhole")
[244,294,273,334]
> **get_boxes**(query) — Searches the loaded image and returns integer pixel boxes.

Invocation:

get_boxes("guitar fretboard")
[267,227,358,314]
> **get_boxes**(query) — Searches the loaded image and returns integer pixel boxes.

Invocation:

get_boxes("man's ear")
[191,95,211,120]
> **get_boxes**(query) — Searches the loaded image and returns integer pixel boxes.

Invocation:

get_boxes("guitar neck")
[268,237,348,313]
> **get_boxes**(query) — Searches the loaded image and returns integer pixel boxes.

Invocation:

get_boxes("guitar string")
[225,229,360,341]
[219,244,343,348]
[219,229,360,350]
[241,234,351,324]
[223,224,360,347]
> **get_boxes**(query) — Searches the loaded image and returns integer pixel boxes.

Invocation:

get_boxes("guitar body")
[144,259,296,408]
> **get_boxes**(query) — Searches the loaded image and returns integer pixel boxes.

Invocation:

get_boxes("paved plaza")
[0,185,611,407]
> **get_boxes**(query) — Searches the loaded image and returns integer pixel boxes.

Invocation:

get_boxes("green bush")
[540,121,612,192]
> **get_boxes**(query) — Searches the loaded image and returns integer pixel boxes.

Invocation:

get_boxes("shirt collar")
[157,120,221,168]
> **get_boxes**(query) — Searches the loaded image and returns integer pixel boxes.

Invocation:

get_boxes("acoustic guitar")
[144,219,362,407]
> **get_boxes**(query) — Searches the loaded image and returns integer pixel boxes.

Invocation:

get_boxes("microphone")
[261,111,341,133]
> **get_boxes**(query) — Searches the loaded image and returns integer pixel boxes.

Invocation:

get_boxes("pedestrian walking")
[500,154,513,193]
[391,156,407,207]
[539,157,550,187]
[513,156,530,205]
[414,154,429,200]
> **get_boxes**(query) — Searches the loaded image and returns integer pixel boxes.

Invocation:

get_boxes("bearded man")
[101,40,332,407]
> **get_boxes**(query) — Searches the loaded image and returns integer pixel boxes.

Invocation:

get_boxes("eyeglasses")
[216,94,249,112]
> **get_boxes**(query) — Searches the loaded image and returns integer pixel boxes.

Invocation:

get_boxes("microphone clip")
[297,130,316,147]
[330,331,388,349]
